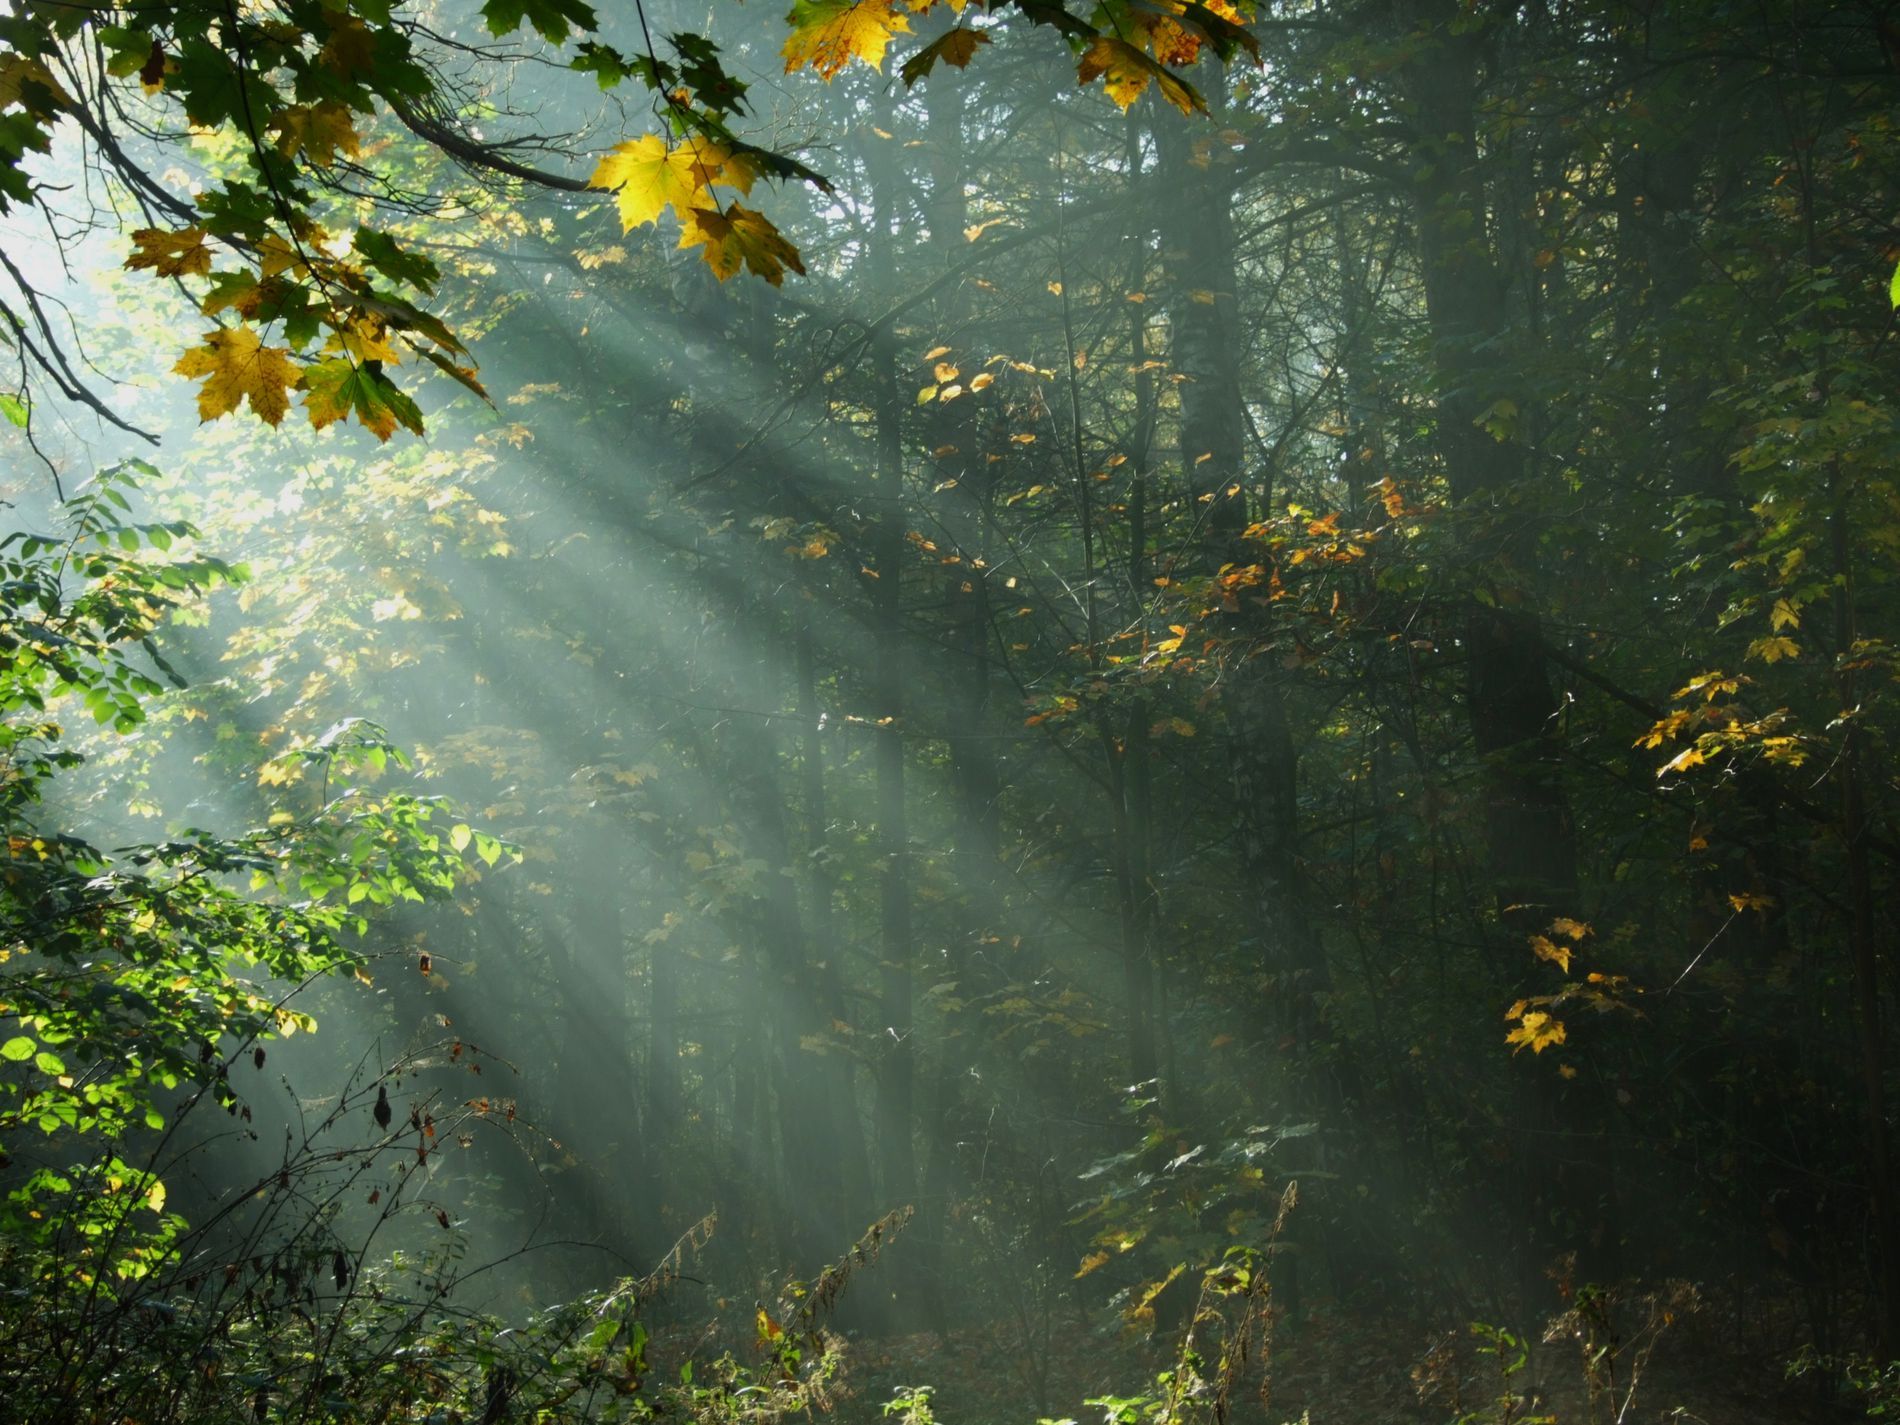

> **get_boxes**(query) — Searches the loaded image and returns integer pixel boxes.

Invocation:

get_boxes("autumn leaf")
[677,203,806,285]
[1074,1250,1111,1278]
[173,327,299,426]
[901,26,989,86]
[1658,744,1707,777]
[783,0,911,77]
[270,101,361,167]
[0,53,72,113]
[302,358,424,442]
[1746,634,1799,663]
[1076,37,1204,114]
[334,315,403,367]
[127,226,214,278]
[317,10,378,79]
[1529,934,1572,973]
[589,134,744,232]
[1505,1008,1566,1055]
[1549,916,1592,940]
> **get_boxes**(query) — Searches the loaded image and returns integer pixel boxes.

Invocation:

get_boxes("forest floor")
[833,1301,1856,1424]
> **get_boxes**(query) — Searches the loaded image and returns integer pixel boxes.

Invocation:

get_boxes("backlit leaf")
[782,0,910,78]
[173,327,299,426]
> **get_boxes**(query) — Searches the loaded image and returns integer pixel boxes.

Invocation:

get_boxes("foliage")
[4,0,1900,1420]
[2,0,1259,440]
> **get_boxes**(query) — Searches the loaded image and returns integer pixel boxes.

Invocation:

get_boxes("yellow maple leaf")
[173,327,299,426]
[1074,1250,1111,1279]
[677,203,806,286]
[1549,916,1592,940]
[783,0,910,78]
[1529,935,1572,973]
[1505,1009,1566,1055]
[588,134,741,232]
[270,100,361,167]
[335,315,403,366]
[1746,634,1799,663]
[258,233,308,279]
[1076,36,1203,114]
[1658,744,1707,777]
[900,24,989,85]
[126,226,214,278]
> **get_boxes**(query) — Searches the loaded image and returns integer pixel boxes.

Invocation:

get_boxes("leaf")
[146,1177,167,1213]
[1549,917,1593,940]
[588,134,741,232]
[0,1035,33,1061]
[782,0,910,78]
[126,226,214,277]
[270,101,361,167]
[0,54,73,113]
[1746,634,1799,663]
[677,203,806,286]
[1890,256,1900,311]
[0,392,25,427]
[901,26,989,86]
[1076,37,1203,114]
[173,327,299,426]
[1505,1009,1566,1055]
[301,358,424,441]
[1529,935,1572,973]
[1769,597,1800,632]
[1074,1250,1110,1278]
[481,0,599,42]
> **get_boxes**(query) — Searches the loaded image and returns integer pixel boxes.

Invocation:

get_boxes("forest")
[0,1,1896,1420]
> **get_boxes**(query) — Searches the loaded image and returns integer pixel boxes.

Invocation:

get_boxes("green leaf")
[481,0,598,43]
[0,392,26,427]
[1889,257,1900,311]
[33,1050,64,1076]
[449,823,472,853]
[1,1035,35,1061]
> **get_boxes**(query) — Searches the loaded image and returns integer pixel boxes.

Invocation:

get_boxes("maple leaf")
[270,101,361,168]
[334,315,403,366]
[1505,1008,1566,1055]
[302,358,425,442]
[782,0,910,78]
[678,203,806,286]
[318,11,378,79]
[127,226,214,278]
[173,327,299,426]
[901,26,989,86]
[588,134,745,231]
[1529,935,1572,973]
[1077,37,1204,114]
[0,53,73,114]
[1746,634,1799,663]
